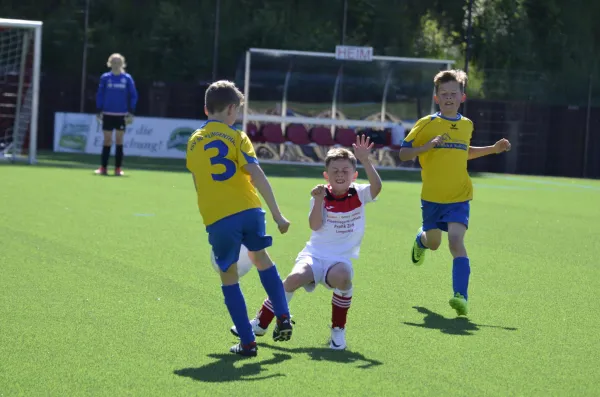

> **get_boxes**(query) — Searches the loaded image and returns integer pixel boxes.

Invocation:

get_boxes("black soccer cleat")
[272,314,293,342]
[230,341,258,357]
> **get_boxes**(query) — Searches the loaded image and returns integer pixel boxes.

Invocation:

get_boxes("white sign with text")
[53,112,200,158]
[335,45,374,62]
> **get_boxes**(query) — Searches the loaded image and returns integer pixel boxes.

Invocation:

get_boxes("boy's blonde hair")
[205,80,244,114]
[434,69,468,93]
[325,148,357,169]
[107,53,126,69]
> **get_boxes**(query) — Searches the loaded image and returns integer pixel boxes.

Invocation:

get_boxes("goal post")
[237,47,454,169]
[0,18,42,164]
[241,48,454,129]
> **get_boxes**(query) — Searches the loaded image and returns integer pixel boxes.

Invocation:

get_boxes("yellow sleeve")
[401,117,435,148]
[236,133,258,167]
[186,133,201,172]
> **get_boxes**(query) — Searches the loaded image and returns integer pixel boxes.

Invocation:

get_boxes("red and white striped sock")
[332,288,353,329]
[256,298,275,329]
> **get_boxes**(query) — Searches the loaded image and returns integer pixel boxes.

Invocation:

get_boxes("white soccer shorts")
[293,253,353,292]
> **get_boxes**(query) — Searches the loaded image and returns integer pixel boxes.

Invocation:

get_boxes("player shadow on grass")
[259,343,383,369]
[173,352,292,382]
[403,306,518,336]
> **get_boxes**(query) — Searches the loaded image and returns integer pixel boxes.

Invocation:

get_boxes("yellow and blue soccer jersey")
[186,120,262,226]
[402,113,474,203]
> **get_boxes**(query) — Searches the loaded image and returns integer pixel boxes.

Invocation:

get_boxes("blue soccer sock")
[416,229,428,249]
[258,265,290,318]
[221,284,255,346]
[452,257,471,300]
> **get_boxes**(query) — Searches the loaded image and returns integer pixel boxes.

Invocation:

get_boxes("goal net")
[0,18,42,164]
[235,48,453,169]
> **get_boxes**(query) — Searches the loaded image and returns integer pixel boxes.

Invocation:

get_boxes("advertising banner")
[53,112,198,158]
[53,112,416,170]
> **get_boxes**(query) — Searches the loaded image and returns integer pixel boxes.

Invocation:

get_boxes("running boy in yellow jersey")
[399,70,511,316]
[186,80,292,357]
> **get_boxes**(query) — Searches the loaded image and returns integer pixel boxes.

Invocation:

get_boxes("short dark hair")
[325,148,357,169]
[434,69,468,93]
[205,80,244,114]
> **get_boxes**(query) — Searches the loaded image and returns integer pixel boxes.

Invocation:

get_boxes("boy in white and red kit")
[231,135,382,349]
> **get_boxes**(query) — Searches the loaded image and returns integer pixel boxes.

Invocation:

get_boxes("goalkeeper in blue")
[186,80,293,357]
[399,69,511,316]
[95,53,137,176]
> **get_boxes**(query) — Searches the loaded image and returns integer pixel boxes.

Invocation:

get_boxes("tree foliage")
[1,0,598,103]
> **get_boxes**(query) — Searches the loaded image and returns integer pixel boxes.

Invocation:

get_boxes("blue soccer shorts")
[421,200,470,232]
[206,208,272,272]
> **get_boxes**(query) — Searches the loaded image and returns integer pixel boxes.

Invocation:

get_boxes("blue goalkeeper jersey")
[96,72,138,115]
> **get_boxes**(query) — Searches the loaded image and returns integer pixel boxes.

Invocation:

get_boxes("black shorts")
[102,115,126,131]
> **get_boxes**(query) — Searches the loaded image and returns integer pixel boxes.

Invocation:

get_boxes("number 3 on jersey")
[204,140,236,181]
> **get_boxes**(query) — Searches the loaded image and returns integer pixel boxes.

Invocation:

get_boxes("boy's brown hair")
[433,69,468,93]
[325,148,357,169]
[205,80,244,114]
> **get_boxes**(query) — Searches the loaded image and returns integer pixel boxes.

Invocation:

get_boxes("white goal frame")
[242,48,455,132]
[0,18,42,164]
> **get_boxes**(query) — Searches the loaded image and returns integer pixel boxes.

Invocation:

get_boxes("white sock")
[285,290,295,304]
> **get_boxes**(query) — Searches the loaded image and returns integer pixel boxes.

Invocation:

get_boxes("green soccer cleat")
[449,293,468,316]
[411,228,427,266]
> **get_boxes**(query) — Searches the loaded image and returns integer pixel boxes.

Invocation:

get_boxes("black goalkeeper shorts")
[102,115,126,131]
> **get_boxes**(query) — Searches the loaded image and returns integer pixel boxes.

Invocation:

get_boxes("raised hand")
[311,184,327,200]
[353,134,374,163]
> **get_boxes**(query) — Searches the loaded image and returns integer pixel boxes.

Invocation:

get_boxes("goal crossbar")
[249,48,456,65]
[241,48,455,134]
[0,18,43,29]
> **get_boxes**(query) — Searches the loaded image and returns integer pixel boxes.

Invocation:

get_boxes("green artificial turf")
[1,153,599,396]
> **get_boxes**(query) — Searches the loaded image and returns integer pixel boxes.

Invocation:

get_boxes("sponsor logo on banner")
[56,114,93,152]
[167,127,196,152]
[54,112,200,158]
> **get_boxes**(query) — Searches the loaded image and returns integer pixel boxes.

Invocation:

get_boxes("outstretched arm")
[362,159,382,199]
[398,136,443,162]
[352,135,382,199]
[237,134,290,234]
[468,138,511,160]
[243,163,290,234]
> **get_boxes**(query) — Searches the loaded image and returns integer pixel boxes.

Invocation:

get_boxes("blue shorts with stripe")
[421,200,470,232]
[206,208,272,272]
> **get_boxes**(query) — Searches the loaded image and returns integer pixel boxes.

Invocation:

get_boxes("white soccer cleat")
[329,327,346,350]
[230,318,268,338]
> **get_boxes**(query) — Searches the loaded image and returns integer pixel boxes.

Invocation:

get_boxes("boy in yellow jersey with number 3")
[399,70,511,316]
[186,80,292,357]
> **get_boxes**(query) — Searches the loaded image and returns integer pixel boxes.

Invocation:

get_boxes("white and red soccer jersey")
[300,183,374,262]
